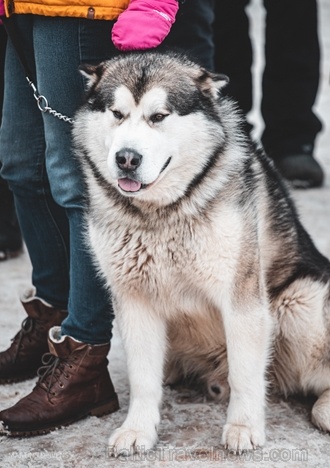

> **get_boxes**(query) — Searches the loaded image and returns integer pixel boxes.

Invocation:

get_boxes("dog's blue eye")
[112,110,123,120]
[150,113,167,123]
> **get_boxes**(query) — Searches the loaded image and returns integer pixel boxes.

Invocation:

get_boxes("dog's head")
[75,52,229,205]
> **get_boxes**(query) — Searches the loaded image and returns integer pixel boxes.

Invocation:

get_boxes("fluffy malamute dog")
[73,52,330,455]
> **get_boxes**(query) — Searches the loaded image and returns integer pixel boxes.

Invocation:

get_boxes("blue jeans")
[0,2,214,344]
[1,15,118,344]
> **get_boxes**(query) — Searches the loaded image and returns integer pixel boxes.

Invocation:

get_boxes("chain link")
[26,77,75,125]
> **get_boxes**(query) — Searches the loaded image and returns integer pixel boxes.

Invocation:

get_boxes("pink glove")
[0,0,5,18]
[112,0,179,51]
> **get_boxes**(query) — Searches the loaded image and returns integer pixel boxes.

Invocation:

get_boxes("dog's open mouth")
[117,157,172,193]
[118,178,143,192]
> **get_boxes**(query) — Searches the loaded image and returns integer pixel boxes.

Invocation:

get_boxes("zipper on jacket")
[7,0,15,15]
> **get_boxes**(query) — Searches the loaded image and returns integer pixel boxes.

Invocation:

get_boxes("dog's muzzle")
[115,148,143,192]
[115,147,172,193]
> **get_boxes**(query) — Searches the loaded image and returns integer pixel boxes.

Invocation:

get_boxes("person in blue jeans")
[0,0,215,436]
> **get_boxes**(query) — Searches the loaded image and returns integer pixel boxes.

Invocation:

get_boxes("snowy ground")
[0,0,330,466]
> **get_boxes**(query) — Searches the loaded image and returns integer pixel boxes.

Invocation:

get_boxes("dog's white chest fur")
[89,203,241,319]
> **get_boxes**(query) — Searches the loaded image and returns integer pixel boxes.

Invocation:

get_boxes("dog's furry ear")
[195,69,229,98]
[79,63,105,89]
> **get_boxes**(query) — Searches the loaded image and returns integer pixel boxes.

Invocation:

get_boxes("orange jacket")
[4,0,130,20]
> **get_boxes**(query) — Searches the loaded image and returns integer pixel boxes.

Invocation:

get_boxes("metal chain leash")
[1,15,74,125]
[27,77,75,125]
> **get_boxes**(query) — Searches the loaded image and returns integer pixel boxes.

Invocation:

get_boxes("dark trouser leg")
[261,0,323,187]
[0,25,23,259]
[0,25,6,118]
[163,0,215,70]
[213,0,253,131]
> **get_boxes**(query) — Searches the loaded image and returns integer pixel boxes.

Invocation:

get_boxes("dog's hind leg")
[272,279,330,432]
[108,297,167,457]
[312,389,330,432]
[220,295,274,453]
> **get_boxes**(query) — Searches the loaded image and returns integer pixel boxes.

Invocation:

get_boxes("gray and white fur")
[73,52,330,455]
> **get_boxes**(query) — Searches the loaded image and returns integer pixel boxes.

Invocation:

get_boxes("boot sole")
[0,371,37,384]
[0,394,120,437]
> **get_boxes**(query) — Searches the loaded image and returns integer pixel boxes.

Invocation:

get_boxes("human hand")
[112,0,179,51]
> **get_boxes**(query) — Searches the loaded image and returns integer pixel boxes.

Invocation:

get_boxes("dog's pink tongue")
[118,178,142,192]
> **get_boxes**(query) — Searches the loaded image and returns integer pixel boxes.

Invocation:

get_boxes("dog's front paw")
[108,426,158,457]
[221,423,265,453]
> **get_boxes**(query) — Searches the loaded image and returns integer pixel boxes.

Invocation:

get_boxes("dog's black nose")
[115,148,142,171]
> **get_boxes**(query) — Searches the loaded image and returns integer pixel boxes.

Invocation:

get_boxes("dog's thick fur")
[73,52,330,455]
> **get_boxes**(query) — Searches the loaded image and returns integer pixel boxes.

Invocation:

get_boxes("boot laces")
[12,316,35,362]
[37,353,72,398]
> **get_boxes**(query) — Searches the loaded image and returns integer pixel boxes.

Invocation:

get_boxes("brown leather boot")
[0,327,119,436]
[0,292,67,383]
